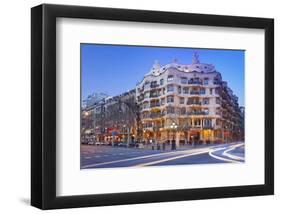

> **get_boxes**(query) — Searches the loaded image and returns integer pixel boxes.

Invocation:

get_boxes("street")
[81,142,245,169]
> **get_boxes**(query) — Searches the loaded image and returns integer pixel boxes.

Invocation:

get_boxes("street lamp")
[170,122,178,130]
[170,122,178,150]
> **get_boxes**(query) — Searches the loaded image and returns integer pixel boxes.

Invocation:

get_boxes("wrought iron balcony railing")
[188,80,202,85]
[186,101,202,105]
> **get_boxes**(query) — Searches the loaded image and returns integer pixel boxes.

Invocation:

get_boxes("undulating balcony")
[186,101,202,106]
[187,111,209,116]
[189,90,201,95]
[188,80,202,85]
[150,84,160,88]
[149,94,160,98]
[150,102,161,108]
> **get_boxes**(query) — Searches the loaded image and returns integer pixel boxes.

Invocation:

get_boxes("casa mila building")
[136,53,244,146]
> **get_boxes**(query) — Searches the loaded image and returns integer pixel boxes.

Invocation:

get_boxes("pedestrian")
[157,143,160,150]
[162,142,166,150]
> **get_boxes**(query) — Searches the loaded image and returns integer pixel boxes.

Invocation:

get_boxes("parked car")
[88,141,95,145]
[94,141,101,146]
[103,141,111,146]
[118,142,128,147]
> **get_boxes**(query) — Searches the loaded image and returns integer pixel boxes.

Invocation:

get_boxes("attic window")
[167,75,174,82]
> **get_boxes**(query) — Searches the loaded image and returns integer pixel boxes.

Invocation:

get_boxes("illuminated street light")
[170,121,178,150]
[170,122,178,130]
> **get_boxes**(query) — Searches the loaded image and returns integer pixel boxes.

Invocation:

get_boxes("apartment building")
[136,53,244,146]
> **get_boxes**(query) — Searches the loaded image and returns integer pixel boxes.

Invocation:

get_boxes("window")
[216,107,221,115]
[138,95,144,102]
[183,87,189,94]
[194,119,201,126]
[203,98,209,105]
[188,78,202,85]
[200,88,206,94]
[167,96,174,103]
[204,78,209,85]
[150,81,158,88]
[144,92,149,98]
[181,77,188,84]
[215,88,219,94]
[160,78,164,85]
[203,109,209,115]
[150,90,157,98]
[178,86,181,94]
[167,84,174,92]
[190,89,200,95]
[180,97,184,104]
[213,78,220,85]
[167,106,175,114]
[143,103,149,109]
[167,75,174,82]
[216,119,220,126]
[180,107,186,115]
[216,97,221,104]
[204,119,212,127]
[161,98,165,105]
[210,88,213,95]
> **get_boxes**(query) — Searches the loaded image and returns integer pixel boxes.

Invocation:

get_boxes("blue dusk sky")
[81,44,245,106]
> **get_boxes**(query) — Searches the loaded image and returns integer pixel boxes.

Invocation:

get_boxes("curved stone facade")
[136,54,244,145]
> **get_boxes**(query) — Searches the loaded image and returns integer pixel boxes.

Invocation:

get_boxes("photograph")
[80,44,245,169]
[30,3,274,210]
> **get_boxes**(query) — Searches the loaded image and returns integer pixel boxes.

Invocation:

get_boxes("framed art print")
[31,4,274,209]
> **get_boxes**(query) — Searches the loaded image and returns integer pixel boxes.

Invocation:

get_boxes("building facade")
[82,90,138,143]
[136,53,244,146]
[81,92,109,144]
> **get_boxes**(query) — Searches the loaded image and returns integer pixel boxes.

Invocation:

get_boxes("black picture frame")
[31,4,274,210]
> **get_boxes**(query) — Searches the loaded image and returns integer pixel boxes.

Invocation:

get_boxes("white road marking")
[208,143,244,163]
[82,151,179,168]
[81,148,213,169]
[81,144,243,168]
[222,143,245,161]
[134,150,210,167]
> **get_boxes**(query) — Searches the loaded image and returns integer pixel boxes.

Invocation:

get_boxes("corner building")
[136,53,244,146]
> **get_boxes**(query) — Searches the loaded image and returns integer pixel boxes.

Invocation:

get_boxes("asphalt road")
[81,142,245,169]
